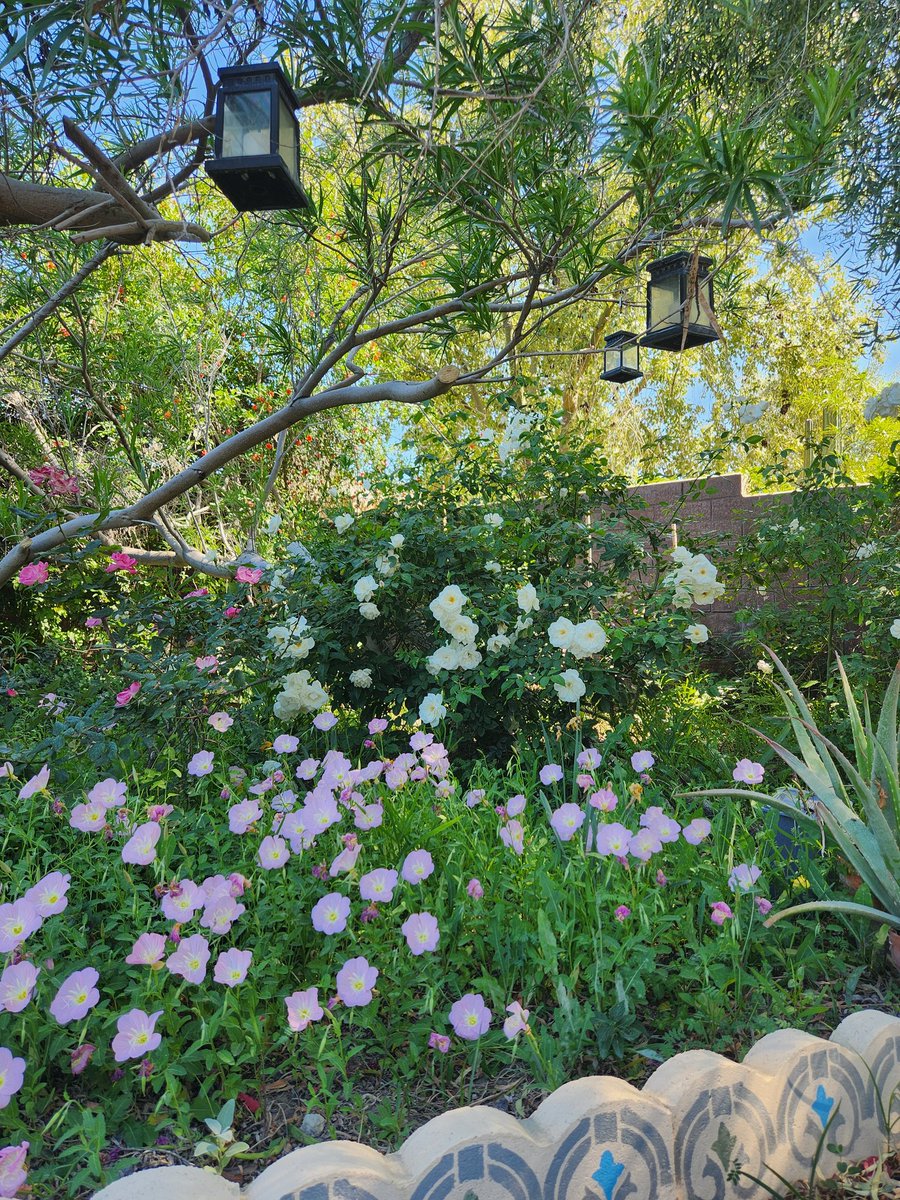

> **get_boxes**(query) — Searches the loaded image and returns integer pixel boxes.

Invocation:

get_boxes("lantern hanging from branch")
[640,252,719,351]
[206,63,309,212]
[599,331,642,382]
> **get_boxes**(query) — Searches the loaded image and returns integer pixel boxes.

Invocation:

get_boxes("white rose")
[670,546,693,565]
[684,623,709,644]
[554,668,585,703]
[266,514,282,535]
[891,618,900,640]
[419,691,447,726]
[569,620,607,658]
[428,643,461,672]
[353,575,379,603]
[855,542,877,560]
[686,555,717,584]
[485,561,502,574]
[375,553,398,577]
[757,659,774,674]
[486,633,510,653]
[446,613,478,644]
[548,617,576,649]
[692,581,725,605]
[350,668,373,688]
[456,643,483,669]
[359,602,380,620]
[429,585,467,623]
[389,533,405,550]
[516,582,540,613]
[484,512,503,528]
[514,615,534,634]
[334,513,354,533]
[788,519,804,535]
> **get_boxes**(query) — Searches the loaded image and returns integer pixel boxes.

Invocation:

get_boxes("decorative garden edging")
[92,1009,900,1200]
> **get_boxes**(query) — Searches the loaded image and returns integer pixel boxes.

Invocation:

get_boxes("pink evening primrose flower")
[614,904,631,921]
[329,844,361,875]
[368,718,388,735]
[728,863,762,892]
[70,801,107,832]
[114,681,141,707]
[235,566,263,584]
[121,821,161,866]
[17,561,49,586]
[507,794,526,817]
[187,750,215,777]
[0,1049,26,1109]
[628,828,663,862]
[576,773,594,790]
[258,835,290,870]
[18,764,50,801]
[229,799,262,835]
[166,933,211,984]
[550,803,585,842]
[0,961,40,1013]
[499,819,525,855]
[467,878,484,899]
[710,901,734,926]
[311,893,351,935]
[125,932,167,967]
[682,817,712,845]
[49,967,100,1025]
[401,912,440,955]
[273,734,299,753]
[0,901,41,953]
[285,987,324,1031]
[0,1140,29,1196]
[732,759,765,785]
[755,896,773,916]
[70,1043,95,1075]
[503,1001,530,1039]
[195,655,219,674]
[111,1008,163,1062]
[630,750,655,772]
[410,731,434,751]
[161,880,206,921]
[106,551,138,574]
[401,849,434,884]
[577,748,602,770]
[85,616,103,628]
[213,948,252,987]
[449,992,491,1040]
[200,895,245,935]
[313,711,338,731]
[88,777,127,808]
[594,822,633,857]
[464,789,485,808]
[429,1032,451,1053]
[335,956,378,1007]
[148,804,173,822]
[539,763,563,785]
[25,872,70,917]
[208,711,234,732]
[589,788,617,812]
[354,803,383,830]
[646,813,681,843]
[359,868,398,903]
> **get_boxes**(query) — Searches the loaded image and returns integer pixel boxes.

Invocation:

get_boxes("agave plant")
[689,648,900,931]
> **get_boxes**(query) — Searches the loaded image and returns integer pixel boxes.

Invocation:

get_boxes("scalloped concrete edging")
[94,1009,900,1200]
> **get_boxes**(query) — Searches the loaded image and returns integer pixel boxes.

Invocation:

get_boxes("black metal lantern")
[600,330,642,383]
[205,62,310,212]
[640,251,718,351]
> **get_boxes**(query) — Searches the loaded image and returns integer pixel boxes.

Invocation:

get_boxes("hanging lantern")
[641,252,718,351]
[205,63,309,212]
[599,331,642,383]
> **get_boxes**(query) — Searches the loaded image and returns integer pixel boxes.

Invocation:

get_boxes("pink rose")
[17,561,49,586]
[115,681,141,707]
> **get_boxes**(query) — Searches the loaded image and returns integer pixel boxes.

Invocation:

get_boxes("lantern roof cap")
[646,250,714,274]
[604,330,637,344]
[217,61,301,110]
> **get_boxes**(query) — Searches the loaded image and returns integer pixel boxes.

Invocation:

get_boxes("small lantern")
[206,62,309,212]
[600,331,642,383]
[640,251,718,351]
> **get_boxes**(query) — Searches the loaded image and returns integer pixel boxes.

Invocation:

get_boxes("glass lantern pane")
[604,346,621,373]
[650,274,682,331]
[278,98,300,182]
[690,275,713,326]
[623,342,638,369]
[222,90,271,158]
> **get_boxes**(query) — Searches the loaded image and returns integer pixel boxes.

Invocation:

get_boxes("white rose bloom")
[446,613,478,643]
[670,546,693,565]
[486,633,511,654]
[419,691,447,726]
[787,519,804,534]
[456,643,483,669]
[554,668,586,703]
[548,617,576,649]
[334,513,354,533]
[428,643,461,672]
[429,585,467,623]
[569,620,607,658]
[353,575,379,603]
[687,555,717,584]
[485,561,502,574]
[684,623,710,644]
[737,401,769,424]
[757,659,774,674]
[359,602,380,620]
[855,542,877,560]
[516,582,540,613]
[484,512,503,528]
[274,670,330,717]
[268,568,289,591]
[476,428,495,444]
[266,514,282,535]
[515,615,534,634]
[692,581,725,605]
[891,618,900,640]
[389,533,405,550]
[375,553,399,577]
[350,668,373,688]
[671,587,694,610]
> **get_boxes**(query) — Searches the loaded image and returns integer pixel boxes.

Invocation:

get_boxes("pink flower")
[147,804,173,821]
[646,813,681,843]
[258,835,290,870]
[614,904,631,922]
[428,1032,451,1053]
[359,868,398,903]
[161,880,206,921]
[630,750,654,772]
[465,789,485,808]
[213,948,252,987]
[729,863,762,892]
[628,828,662,862]
[121,821,161,866]
[18,764,50,800]
[594,822,633,857]
[106,552,138,574]
[507,793,526,817]
[401,849,434,883]
[185,587,209,598]
[335,956,378,1007]
[200,895,245,935]
[0,901,42,953]
[550,803,585,842]
[499,819,524,855]
[329,843,361,875]
[576,773,594,790]
[710,901,734,926]
[195,655,219,674]
[166,933,211,983]
[70,1044,95,1075]
[466,878,484,899]
[125,932,167,967]
[224,606,241,618]
[589,788,617,812]
[85,616,102,628]
[502,1001,530,1039]
[49,967,100,1025]
[755,896,773,916]
[539,763,563,785]
[69,801,107,832]
[187,750,215,777]
[29,463,79,495]
[208,711,234,733]
[682,817,712,845]
[311,893,351,934]
[25,872,69,917]
[0,962,40,1013]
[285,987,323,1031]
[354,802,383,830]
[313,711,338,731]
[17,561,49,586]
[368,718,388,735]
[449,992,491,1040]
[114,681,141,707]
[656,869,668,887]
[577,748,602,770]
[0,1048,25,1108]
[229,799,262,834]
[273,734,299,753]
[0,1141,28,1196]
[235,566,263,584]
[88,777,126,807]
[401,912,440,955]
[732,759,765,785]
[111,1008,163,1062]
